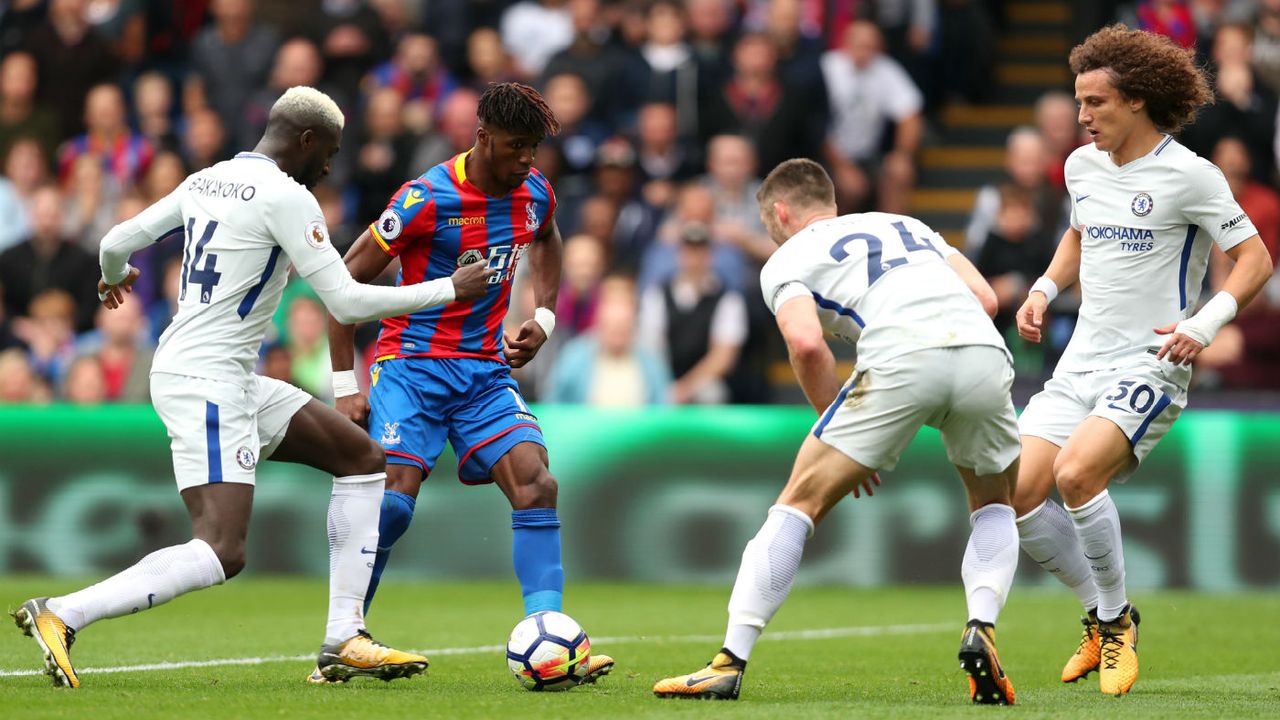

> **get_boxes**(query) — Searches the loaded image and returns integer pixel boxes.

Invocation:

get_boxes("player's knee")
[207,539,246,579]
[512,468,557,510]
[355,440,386,476]
[1052,455,1104,506]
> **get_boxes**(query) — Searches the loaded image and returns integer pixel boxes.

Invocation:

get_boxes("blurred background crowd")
[0,0,1277,408]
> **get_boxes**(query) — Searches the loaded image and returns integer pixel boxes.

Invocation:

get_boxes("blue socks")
[511,508,564,615]
[363,490,416,615]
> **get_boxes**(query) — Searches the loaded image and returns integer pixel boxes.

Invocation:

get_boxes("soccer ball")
[505,611,591,691]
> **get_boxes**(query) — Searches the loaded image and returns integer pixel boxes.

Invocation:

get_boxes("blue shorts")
[367,357,545,483]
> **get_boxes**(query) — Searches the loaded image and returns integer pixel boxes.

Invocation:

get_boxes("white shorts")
[151,372,313,491]
[812,346,1020,476]
[1018,354,1189,478]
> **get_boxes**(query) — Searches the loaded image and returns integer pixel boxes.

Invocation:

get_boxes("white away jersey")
[759,212,1008,369]
[1061,137,1257,372]
[126,152,341,381]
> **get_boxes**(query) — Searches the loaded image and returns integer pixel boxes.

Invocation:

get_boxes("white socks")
[1017,499,1100,611]
[724,504,813,660]
[1067,490,1127,622]
[325,472,385,645]
[961,504,1018,624]
[46,538,225,631]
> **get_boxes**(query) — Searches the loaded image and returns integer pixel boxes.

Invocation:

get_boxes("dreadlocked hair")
[477,82,561,138]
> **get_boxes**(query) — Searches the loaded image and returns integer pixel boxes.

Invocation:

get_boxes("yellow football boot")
[958,620,1015,705]
[1098,605,1140,696]
[577,653,615,685]
[653,650,745,700]
[12,598,79,688]
[1062,610,1101,683]
[314,630,428,682]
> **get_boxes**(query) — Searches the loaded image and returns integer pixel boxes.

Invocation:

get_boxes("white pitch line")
[0,622,952,678]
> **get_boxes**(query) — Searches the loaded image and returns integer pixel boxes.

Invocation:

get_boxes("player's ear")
[773,200,789,227]
[299,128,315,151]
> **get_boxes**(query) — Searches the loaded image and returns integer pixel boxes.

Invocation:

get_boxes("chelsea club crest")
[1131,192,1153,217]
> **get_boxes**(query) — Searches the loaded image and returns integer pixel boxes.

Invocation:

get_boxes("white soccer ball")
[506,611,591,691]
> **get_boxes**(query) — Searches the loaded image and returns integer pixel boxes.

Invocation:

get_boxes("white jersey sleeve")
[1177,157,1258,253]
[267,184,342,278]
[99,185,185,284]
[759,212,1007,367]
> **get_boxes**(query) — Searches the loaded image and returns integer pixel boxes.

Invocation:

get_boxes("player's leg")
[15,374,244,688]
[654,435,880,700]
[262,381,429,682]
[363,465,424,614]
[490,442,564,614]
[1054,416,1142,695]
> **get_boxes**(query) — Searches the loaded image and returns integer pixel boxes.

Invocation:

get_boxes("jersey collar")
[234,152,279,165]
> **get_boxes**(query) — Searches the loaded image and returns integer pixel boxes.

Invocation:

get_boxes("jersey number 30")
[181,218,222,303]
[829,221,942,285]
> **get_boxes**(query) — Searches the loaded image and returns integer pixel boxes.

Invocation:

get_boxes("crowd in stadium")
[0,0,1277,406]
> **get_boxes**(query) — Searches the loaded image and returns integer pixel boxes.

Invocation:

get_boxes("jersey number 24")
[829,221,942,285]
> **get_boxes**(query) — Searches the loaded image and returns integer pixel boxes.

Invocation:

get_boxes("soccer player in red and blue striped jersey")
[326,83,612,685]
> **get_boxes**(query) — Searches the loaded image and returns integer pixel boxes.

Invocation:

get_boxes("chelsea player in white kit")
[12,87,493,688]
[654,159,1023,705]
[1011,26,1274,696]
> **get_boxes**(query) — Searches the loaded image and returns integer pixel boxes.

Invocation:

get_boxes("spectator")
[467,27,519,92]
[0,348,51,404]
[634,102,700,190]
[14,288,79,384]
[299,0,380,107]
[820,21,922,213]
[548,276,672,405]
[85,0,147,68]
[500,0,575,79]
[1212,136,1280,267]
[556,234,608,338]
[147,256,184,345]
[965,127,1068,261]
[0,52,58,166]
[1253,0,1280,96]
[686,0,736,82]
[142,152,188,204]
[0,294,22,351]
[242,38,327,153]
[314,183,356,252]
[640,181,747,291]
[62,153,121,253]
[182,108,228,171]
[543,0,648,126]
[0,185,101,331]
[763,0,828,135]
[410,88,479,173]
[0,137,46,253]
[701,134,774,264]
[591,138,664,273]
[286,295,330,399]
[261,342,294,384]
[639,222,748,404]
[640,0,709,146]
[365,33,458,112]
[975,184,1058,336]
[61,354,108,405]
[352,87,415,224]
[1036,90,1087,189]
[133,72,182,156]
[23,0,118,138]
[542,72,608,193]
[57,84,154,188]
[189,0,280,150]
[76,298,154,402]
[1136,0,1198,48]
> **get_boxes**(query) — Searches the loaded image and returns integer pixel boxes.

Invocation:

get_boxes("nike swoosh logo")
[1027,554,1057,565]
[685,674,722,687]
[146,593,156,609]
[1076,194,1090,203]
[359,547,378,555]
[1083,551,1110,560]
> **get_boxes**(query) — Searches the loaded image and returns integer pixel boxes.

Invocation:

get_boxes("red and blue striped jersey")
[368,151,556,363]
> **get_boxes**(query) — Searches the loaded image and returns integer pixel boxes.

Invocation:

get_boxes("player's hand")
[503,319,547,369]
[1016,292,1049,343]
[450,262,497,301]
[1154,322,1205,366]
[98,266,141,309]
[335,390,370,428]
[851,472,881,499]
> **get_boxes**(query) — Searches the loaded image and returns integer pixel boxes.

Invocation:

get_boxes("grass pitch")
[2,577,1277,719]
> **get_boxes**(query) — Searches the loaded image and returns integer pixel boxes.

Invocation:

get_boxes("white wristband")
[1029,276,1059,304]
[1173,290,1238,348]
[533,307,556,338]
[98,263,136,300]
[332,369,359,398]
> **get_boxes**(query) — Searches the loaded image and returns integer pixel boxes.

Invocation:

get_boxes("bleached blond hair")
[268,86,345,136]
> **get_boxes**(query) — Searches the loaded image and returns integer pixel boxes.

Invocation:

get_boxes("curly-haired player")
[324,82,612,685]
[1011,25,1273,696]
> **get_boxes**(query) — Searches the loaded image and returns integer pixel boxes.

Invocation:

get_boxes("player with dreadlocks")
[320,82,612,685]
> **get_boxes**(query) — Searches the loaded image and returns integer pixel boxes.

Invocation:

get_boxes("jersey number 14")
[181,218,222,304]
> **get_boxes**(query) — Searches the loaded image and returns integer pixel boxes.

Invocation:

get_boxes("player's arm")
[1016,225,1081,343]
[1155,234,1272,365]
[776,295,839,414]
[98,186,185,308]
[945,252,998,318]
[504,213,563,369]
[326,229,396,422]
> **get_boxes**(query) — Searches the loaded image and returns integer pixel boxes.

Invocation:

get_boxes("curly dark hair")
[1068,24,1212,133]
[477,82,561,138]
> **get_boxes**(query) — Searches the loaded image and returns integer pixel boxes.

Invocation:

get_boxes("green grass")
[2,578,1278,719]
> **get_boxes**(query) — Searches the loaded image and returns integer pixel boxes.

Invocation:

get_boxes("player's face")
[299,128,340,189]
[1074,69,1141,154]
[484,127,541,191]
